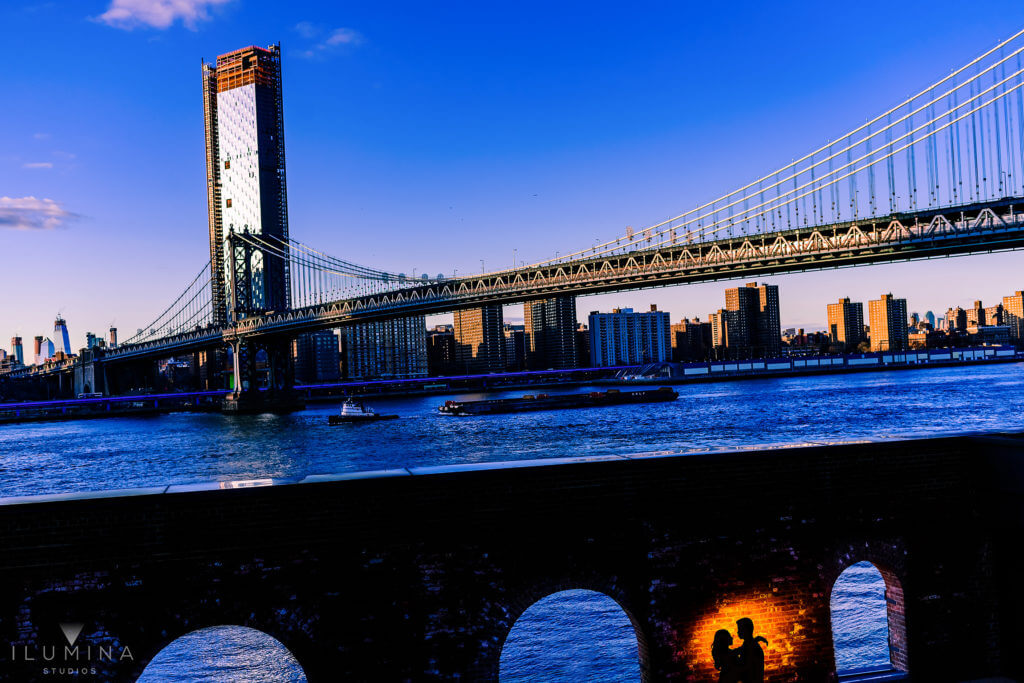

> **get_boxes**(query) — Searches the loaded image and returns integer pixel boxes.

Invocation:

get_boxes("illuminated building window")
[225,160,230,169]
[226,199,233,208]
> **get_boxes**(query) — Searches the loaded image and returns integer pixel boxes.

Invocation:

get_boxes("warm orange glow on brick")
[677,585,833,680]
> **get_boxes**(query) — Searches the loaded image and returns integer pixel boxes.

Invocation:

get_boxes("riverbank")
[602,355,1024,386]
[3,352,1022,424]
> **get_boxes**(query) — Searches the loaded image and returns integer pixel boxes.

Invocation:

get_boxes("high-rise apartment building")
[588,305,671,367]
[109,327,118,349]
[984,304,1004,327]
[342,318,426,380]
[717,282,782,359]
[709,309,728,356]
[1003,291,1024,341]
[575,323,591,368]
[203,44,290,323]
[826,297,866,349]
[341,317,428,380]
[454,305,504,373]
[946,307,968,333]
[968,300,986,327]
[503,324,527,371]
[524,296,578,370]
[868,293,909,352]
[670,317,712,361]
[293,330,341,384]
[427,326,457,376]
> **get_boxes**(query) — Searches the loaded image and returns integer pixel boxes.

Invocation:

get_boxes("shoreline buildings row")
[5,287,1024,382]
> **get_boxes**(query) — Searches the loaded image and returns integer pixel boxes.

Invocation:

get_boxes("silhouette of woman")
[711,629,743,682]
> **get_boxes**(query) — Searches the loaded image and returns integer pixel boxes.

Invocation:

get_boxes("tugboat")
[328,399,399,424]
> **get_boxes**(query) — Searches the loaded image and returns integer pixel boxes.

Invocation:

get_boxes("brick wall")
[0,433,1022,681]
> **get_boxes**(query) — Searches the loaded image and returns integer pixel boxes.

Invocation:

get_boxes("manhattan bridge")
[13,29,1024,409]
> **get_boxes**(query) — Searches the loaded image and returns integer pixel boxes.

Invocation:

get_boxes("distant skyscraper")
[868,294,909,352]
[826,298,866,348]
[342,317,428,380]
[53,316,71,356]
[525,296,578,369]
[10,337,23,365]
[454,305,504,373]
[203,44,290,323]
[588,305,671,367]
[34,336,54,365]
[109,326,118,348]
[924,311,936,328]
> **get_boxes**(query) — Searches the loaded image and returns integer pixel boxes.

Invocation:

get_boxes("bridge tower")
[223,229,301,413]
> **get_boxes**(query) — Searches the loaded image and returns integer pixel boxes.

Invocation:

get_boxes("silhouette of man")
[736,617,767,683]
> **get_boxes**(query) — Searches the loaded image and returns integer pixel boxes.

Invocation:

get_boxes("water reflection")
[500,590,640,682]
[138,626,306,683]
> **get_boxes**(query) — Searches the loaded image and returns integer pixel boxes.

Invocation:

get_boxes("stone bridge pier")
[1,433,1023,681]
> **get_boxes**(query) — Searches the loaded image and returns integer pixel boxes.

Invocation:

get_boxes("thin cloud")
[23,162,54,169]
[95,0,233,30]
[0,196,78,231]
[325,28,362,46]
[294,23,364,59]
[33,132,51,140]
[294,20,319,39]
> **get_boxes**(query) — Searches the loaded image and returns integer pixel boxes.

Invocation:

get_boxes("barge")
[438,387,678,416]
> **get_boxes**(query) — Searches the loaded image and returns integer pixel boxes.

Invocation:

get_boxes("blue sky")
[4,0,1024,349]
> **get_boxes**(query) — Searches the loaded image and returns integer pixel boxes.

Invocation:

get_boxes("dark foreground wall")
[2,433,1024,681]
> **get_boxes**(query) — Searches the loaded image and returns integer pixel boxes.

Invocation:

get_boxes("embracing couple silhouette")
[711,617,768,682]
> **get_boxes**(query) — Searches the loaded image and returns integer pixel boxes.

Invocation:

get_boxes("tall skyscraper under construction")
[203,44,290,324]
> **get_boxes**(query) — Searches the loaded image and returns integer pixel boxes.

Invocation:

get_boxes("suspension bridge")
[11,29,1024,403]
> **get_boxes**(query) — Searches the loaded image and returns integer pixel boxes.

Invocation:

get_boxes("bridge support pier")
[222,338,304,415]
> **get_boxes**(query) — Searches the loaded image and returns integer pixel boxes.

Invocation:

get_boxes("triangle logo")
[59,623,84,646]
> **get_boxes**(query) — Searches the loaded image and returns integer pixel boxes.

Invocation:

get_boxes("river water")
[5,363,1024,680]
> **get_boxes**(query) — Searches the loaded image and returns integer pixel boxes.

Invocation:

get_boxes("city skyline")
[5,1,1024,349]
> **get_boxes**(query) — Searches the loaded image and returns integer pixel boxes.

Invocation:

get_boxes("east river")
[4,363,1024,680]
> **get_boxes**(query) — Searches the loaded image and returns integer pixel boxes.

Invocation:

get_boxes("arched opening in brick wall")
[498,589,643,682]
[830,561,908,679]
[137,625,307,682]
